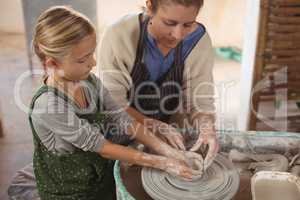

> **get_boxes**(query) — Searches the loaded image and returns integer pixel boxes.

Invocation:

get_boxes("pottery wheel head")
[142,154,240,200]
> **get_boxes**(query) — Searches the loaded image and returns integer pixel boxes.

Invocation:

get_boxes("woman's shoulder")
[188,30,213,58]
[195,28,213,50]
[99,14,141,66]
[103,13,140,39]
[184,30,214,68]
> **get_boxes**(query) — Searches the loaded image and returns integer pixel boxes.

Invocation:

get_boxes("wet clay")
[141,154,240,200]
[120,161,252,200]
[253,179,300,200]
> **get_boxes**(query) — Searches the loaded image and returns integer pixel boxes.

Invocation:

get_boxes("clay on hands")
[190,131,219,171]
[141,154,201,180]
[152,120,186,151]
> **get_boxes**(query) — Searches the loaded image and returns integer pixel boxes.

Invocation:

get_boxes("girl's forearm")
[126,120,171,157]
[98,140,166,170]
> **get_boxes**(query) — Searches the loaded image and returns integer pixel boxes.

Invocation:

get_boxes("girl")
[99,0,219,171]
[22,5,202,200]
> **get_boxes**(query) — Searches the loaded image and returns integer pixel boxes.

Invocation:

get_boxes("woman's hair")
[148,0,204,13]
[33,6,95,63]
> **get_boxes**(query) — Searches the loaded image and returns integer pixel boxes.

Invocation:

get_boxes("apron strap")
[28,74,100,148]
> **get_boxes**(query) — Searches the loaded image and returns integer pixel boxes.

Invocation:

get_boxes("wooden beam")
[271,0,300,6]
[268,32,300,41]
[267,41,300,49]
[265,49,300,57]
[268,23,300,33]
[269,15,300,24]
[270,7,300,16]
[264,57,300,65]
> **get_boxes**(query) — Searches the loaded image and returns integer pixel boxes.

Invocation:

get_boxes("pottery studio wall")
[0,0,247,49]
[97,0,247,48]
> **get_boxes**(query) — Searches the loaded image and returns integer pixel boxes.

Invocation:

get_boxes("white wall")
[0,0,24,33]
[97,0,246,48]
[0,0,246,48]
[238,0,260,131]
[199,0,246,48]
[97,0,142,30]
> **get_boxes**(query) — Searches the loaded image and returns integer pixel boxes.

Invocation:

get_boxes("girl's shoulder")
[30,86,70,116]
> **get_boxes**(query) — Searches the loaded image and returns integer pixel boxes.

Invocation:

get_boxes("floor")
[0,32,37,199]
[0,32,242,199]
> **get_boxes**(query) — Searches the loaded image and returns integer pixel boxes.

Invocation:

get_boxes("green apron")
[28,77,116,200]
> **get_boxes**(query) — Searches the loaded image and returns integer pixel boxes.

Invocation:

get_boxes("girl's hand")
[158,157,202,180]
[155,143,204,176]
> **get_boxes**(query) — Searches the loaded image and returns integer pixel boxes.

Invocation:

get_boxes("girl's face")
[56,33,97,81]
[148,3,199,50]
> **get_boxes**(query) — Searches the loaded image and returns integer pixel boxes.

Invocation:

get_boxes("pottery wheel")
[141,154,240,200]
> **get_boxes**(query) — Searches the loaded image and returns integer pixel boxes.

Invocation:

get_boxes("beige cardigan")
[98,13,215,122]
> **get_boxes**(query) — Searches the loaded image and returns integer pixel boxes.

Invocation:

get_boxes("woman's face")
[57,33,97,81]
[148,3,199,49]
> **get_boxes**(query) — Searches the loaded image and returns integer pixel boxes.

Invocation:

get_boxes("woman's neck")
[146,20,199,57]
[147,23,172,57]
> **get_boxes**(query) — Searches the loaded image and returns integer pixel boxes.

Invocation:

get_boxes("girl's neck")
[46,74,88,109]
[46,72,78,85]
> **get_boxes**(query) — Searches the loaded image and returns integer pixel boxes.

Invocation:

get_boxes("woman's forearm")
[126,107,162,135]
[126,106,150,124]
[191,112,216,132]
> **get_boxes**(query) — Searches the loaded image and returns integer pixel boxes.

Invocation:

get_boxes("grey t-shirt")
[31,74,133,154]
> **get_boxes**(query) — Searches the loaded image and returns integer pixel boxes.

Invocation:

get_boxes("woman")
[99,0,219,170]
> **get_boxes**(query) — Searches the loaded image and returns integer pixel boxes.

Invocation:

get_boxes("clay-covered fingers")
[161,125,185,151]
[203,138,219,170]
[183,151,204,179]
[184,151,203,165]
[175,134,186,150]
[189,135,204,152]
[165,159,194,180]
[165,134,185,151]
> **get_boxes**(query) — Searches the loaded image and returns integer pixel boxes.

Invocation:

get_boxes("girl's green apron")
[28,77,116,200]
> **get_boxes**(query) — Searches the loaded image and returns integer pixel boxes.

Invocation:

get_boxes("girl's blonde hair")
[33,6,95,63]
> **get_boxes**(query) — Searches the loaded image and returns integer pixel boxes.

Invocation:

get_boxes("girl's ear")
[44,57,59,69]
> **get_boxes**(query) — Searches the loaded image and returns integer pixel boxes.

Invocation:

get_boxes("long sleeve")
[31,92,107,153]
[182,33,216,118]
[93,74,134,144]
[98,14,140,108]
[98,26,132,108]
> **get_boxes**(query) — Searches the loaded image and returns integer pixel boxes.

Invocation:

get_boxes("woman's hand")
[151,119,186,151]
[190,129,219,171]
